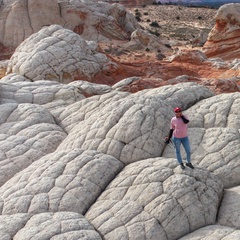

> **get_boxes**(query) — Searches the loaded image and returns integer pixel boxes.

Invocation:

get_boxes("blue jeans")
[172,136,191,164]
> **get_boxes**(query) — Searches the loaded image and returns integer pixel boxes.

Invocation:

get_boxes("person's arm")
[165,129,173,144]
[181,115,189,124]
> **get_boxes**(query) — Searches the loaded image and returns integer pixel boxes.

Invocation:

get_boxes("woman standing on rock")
[165,107,194,169]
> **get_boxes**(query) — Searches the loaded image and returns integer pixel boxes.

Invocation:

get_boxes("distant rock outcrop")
[0,0,140,59]
[204,3,240,60]
[123,29,172,55]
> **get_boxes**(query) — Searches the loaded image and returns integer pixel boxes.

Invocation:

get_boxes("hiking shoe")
[186,162,194,169]
[180,163,185,169]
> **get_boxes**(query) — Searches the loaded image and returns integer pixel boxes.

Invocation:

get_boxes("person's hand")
[164,137,170,144]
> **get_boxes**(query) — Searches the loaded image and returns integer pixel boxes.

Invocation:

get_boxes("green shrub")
[135,10,141,21]
[135,16,141,22]
[150,21,160,28]
[164,43,172,49]
[156,53,166,60]
[135,11,141,17]
[148,29,160,37]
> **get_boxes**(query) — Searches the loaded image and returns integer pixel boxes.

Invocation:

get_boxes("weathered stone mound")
[0,149,123,215]
[86,158,223,240]
[6,25,120,83]
[204,3,240,60]
[0,103,67,186]
[0,76,85,117]
[56,83,213,163]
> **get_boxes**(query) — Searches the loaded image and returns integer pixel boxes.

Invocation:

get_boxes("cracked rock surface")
[0,78,239,239]
[0,1,239,239]
[86,158,223,240]
[0,212,102,240]
[6,25,118,83]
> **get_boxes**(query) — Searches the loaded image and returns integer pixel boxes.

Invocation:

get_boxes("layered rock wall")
[204,3,240,60]
[0,0,140,51]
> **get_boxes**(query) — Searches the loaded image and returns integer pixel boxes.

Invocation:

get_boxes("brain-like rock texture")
[0,77,85,119]
[86,158,223,240]
[56,83,214,163]
[204,3,240,60]
[0,212,102,240]
[6,25,119,83]
[217,185,240,229]
[179,225,240,240]
[0,2,239,239]
[0,79,239,239]
[0,149,123,215]
[163,92,240,188]
[0,103,67,186]
[0,0,139,49]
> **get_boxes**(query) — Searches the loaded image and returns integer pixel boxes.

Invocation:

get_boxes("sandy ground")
[99,4,218,64]
[127,4,217,43]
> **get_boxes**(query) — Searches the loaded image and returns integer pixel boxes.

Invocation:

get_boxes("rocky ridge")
[0,0,239,239]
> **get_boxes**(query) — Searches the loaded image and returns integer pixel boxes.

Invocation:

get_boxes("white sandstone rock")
[0,149,123,215]
[0,77,85,119]
[0,81,239,239]
[186,92,240,129]
[0,212,102,240]
[69,80,112,96]
[218,186,240,229]
[112,76,141,90]
[0,213,31,239]
[86,158,223,240]
[179,225,240,240]
[6,25,119,83]
[57,83,214,163]
[0,103,67,186]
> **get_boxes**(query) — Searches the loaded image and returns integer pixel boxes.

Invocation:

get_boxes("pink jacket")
[171,115,189,138]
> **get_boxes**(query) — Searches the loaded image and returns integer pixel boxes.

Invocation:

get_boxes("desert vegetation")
[130,4,217,42]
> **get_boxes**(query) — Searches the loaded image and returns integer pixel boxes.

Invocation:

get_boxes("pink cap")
[174,107,182,112]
